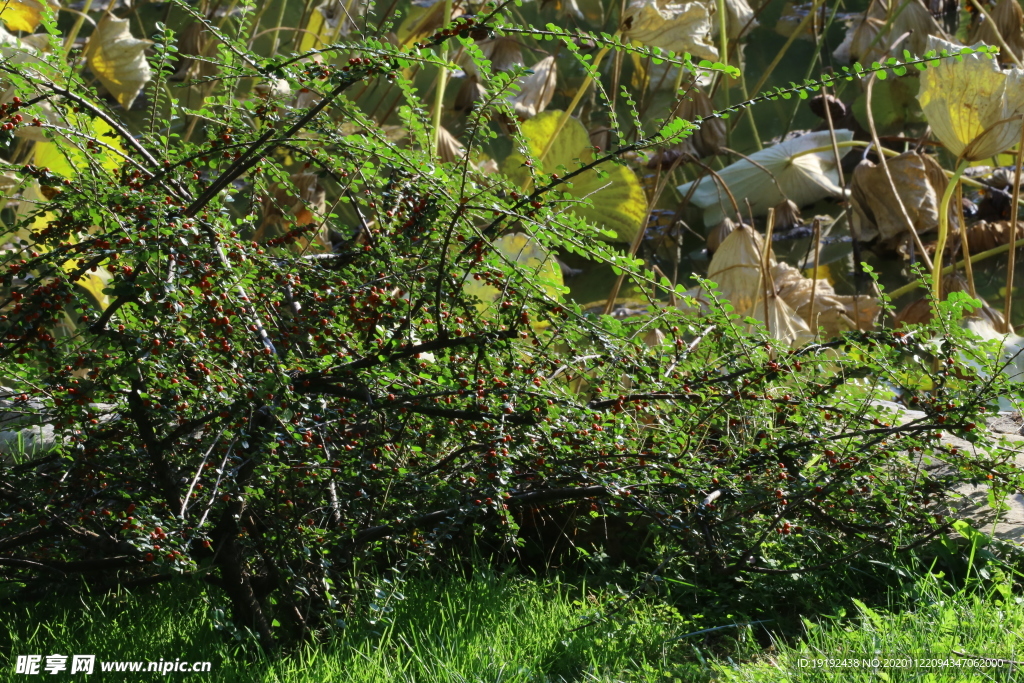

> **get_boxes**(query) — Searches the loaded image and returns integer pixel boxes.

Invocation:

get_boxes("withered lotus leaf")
[85,15,153,110]
[849,152,949,252]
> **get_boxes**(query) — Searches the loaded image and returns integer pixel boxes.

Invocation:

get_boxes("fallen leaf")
[85,14,152,109]
[677,129,853,227]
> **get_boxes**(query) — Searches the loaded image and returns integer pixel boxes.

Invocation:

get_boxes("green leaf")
[502,111,648,243]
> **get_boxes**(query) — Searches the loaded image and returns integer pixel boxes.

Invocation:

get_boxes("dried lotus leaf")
[895,273,1007,329]
[849,152,948,251]
[85,15,152,109]
[706,217,739,255]
[966,219,1024,253]
[436,126,467,164]
[454,75,486,114]
[772,199,804,232]
[622,0,719,61]
[172,22,217,81]
[719,0,757,39]
[706,224,772,316]
[478,37,524,72]
[508,55,557,119]
[642,327,666,348]
[835,0,948,65]
[772,261,877,336]
[970,0,1024,65]
[753,294,815,348]
[650,82,723,167]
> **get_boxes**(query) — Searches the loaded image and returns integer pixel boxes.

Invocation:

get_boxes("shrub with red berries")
[0,0,1021,653]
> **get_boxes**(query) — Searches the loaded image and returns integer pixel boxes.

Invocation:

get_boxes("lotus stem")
[955,176,977,297]
[933,159,970,301]
[537,45,613,168]
[63,0,95,58]
[886,221,1024,301]
[716,0,729,150]
[430,0,454,159]
[1007,127,1024,332]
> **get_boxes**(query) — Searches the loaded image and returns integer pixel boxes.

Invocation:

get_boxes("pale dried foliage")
[772,261,878,338]
[622,0,718,61]
[685,225,877,345]
[896,274,1008,330]
[850,152,949,253]
[479,37,524,72]
[772,199,803,232]
[971,0,1024,65]
[834,0,947,65]
[85,15,152,110]
[965,219,1024,253]
[705,216,739,255]
[436,125,467,163]
[649,83,723,165]
[719,0,757,39]
[454,75,486,113]
[509,55,557,119]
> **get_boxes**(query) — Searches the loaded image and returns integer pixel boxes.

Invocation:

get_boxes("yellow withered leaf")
[64,260,112,310]
[34,115,127,177]
[85,15,152,109]
[918,37,1024,161]
[0,0,51,34]
[503,111,648,243]
[299,0,356,52]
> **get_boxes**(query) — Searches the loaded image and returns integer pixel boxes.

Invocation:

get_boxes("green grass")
[713,572,1024,682]
[0,570,721,682]
[3,567,1024,682]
